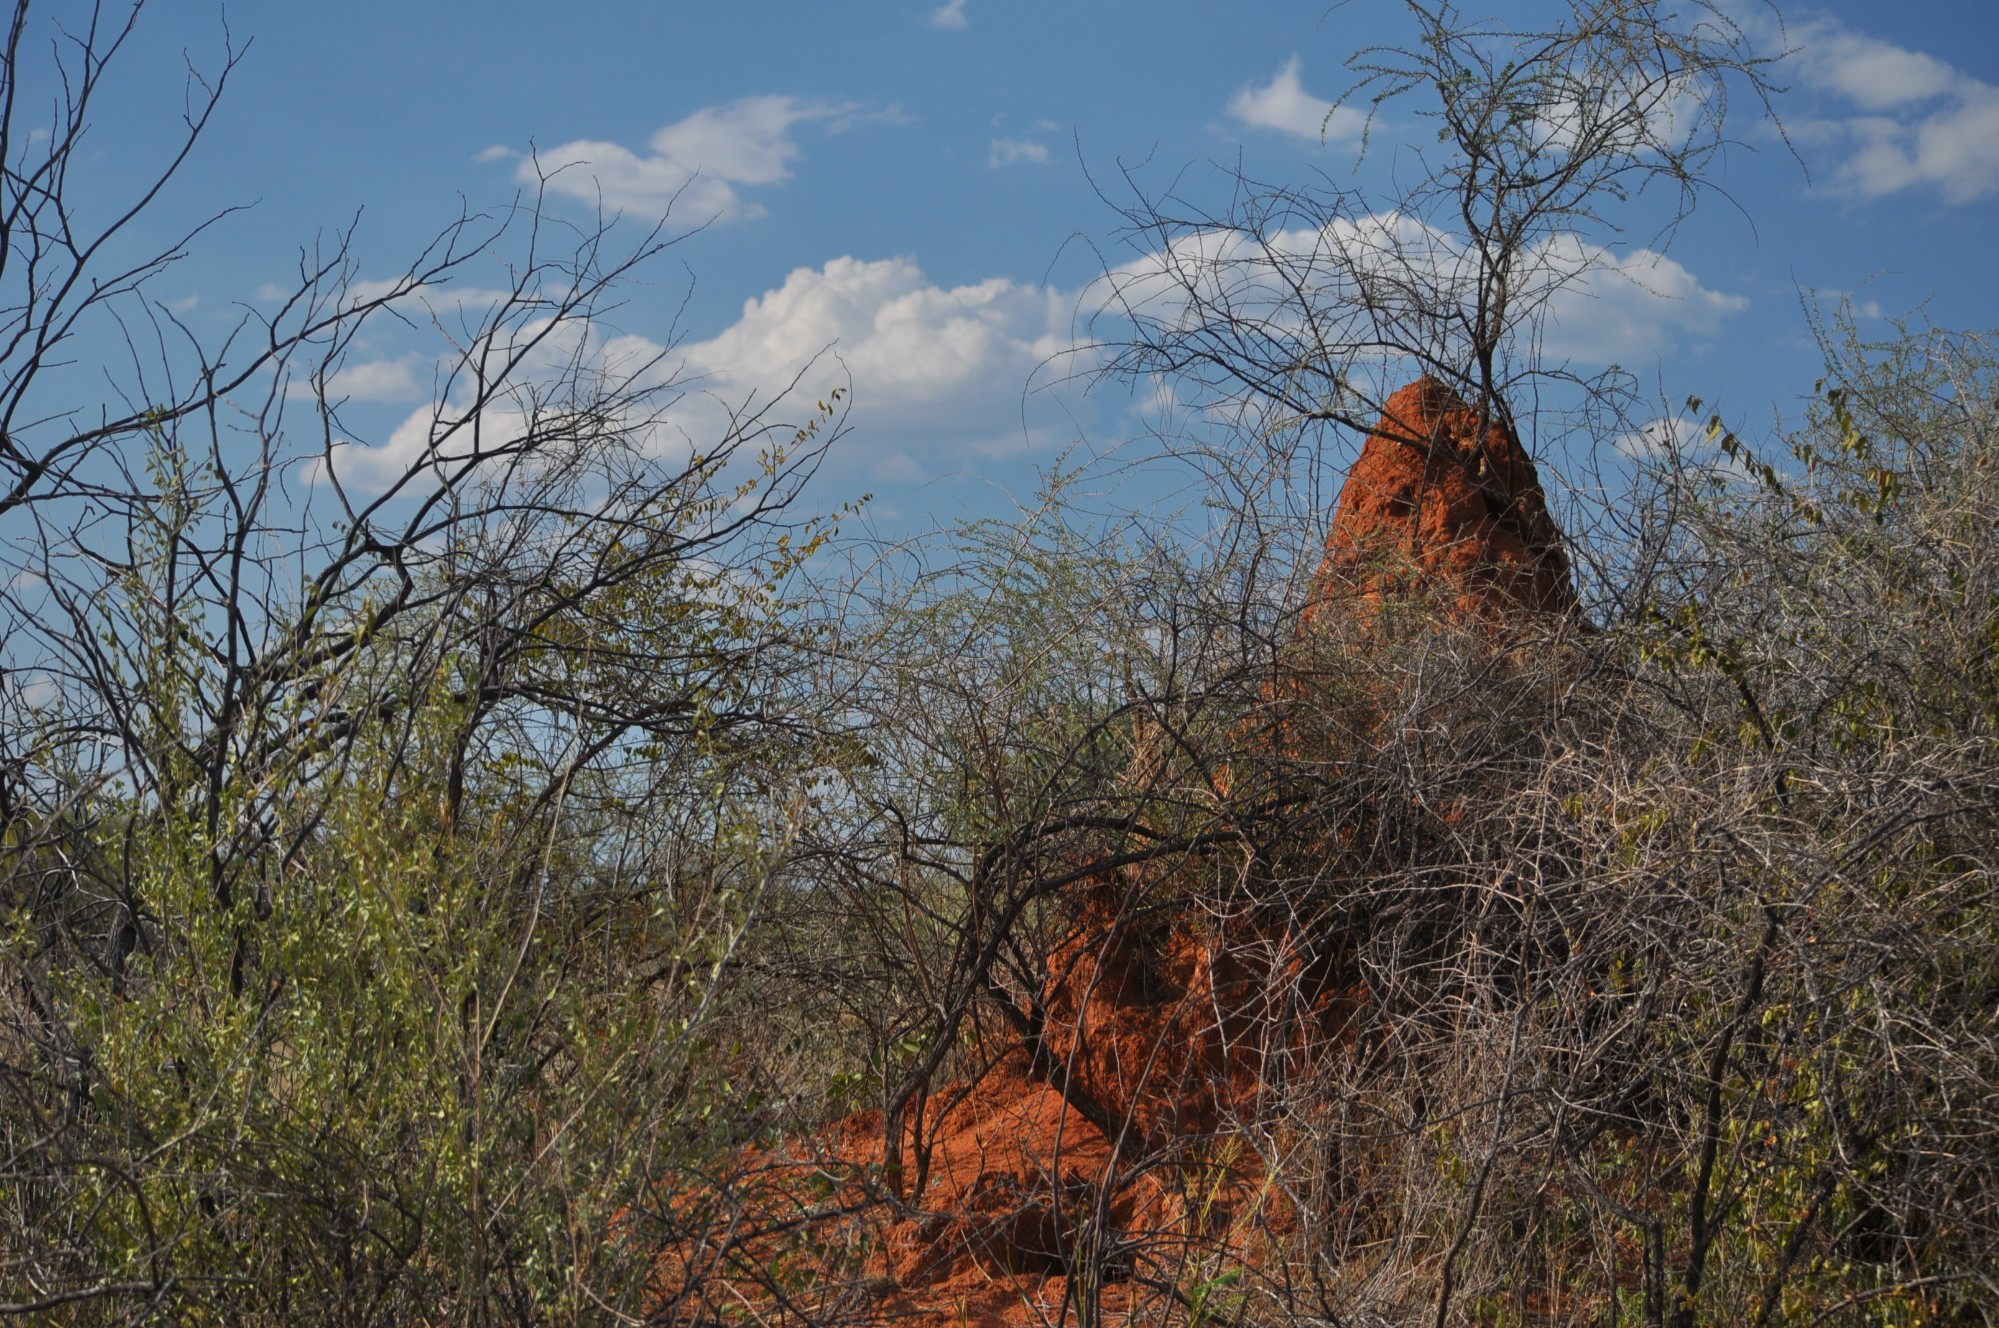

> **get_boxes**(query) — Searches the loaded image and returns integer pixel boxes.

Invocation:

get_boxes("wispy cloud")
[989,137,1050,168]
[506,94,860,222]
[930,0,968,30]
[1227,57,1366,145]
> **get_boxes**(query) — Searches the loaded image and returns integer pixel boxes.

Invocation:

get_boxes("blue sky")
[61,0,1999,529]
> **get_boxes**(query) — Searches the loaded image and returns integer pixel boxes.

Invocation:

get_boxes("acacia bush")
[0,7,857,1318]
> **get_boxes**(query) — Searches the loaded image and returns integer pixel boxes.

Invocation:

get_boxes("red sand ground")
[650,378,1575,1327]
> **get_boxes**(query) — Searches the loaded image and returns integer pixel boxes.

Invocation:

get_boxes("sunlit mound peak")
[1309,375,1577,623]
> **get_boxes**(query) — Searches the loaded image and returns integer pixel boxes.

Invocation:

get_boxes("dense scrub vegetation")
[0,1,1994,1324]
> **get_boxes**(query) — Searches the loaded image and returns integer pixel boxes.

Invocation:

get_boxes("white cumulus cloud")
[320,316,673,491]
[513,95,858,222]
[320,255,1090,492]
[1531,236,1747,364]
[1786,15,1999,204]
[678,255,1083,482]
[686,256,1073,408]
[1099,212,1744,374]
[1614,414,1758,483]
[1228,57,1366,145]
[325,357,426,404]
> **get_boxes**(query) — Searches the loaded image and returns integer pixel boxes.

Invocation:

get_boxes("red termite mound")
[869,883,1369,1324]
[651,380,1574,1327]
[1311,375,1576,621]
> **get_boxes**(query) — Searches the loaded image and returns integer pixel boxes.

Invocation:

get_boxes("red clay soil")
[879,902,1368,1322]
[650,379,1573,1328]
[652,885,1367,1328]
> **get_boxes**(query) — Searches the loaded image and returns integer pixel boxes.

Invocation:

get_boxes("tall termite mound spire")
[1312,376,1577,620]
[649,377,1581,1328]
